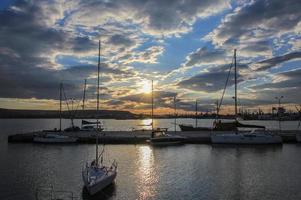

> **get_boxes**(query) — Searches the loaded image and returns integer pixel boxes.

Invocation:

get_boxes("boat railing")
[35,186,79,200]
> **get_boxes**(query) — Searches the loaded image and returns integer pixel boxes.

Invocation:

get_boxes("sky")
[0,0,300,114]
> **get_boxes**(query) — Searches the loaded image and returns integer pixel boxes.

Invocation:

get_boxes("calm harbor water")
[1,118,301,200]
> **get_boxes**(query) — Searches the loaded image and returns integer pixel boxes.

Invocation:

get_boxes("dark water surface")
[1,119,301,200]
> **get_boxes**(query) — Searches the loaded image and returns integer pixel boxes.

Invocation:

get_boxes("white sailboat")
[149,81,186,145]
[211,50,282,144]
[82,40,117,195]
[33,83,78,144]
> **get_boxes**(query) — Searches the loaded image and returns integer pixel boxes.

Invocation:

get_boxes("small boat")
[148,82,185,146]
[82,120,101,125]
[82,40,117,195]
[33,133,78,143]
[81,120,103,131]
[211,130,282,144]
[149,128,186,146]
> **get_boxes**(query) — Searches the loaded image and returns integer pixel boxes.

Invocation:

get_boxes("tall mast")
[82,79,87,111]
[59,82,62,131]
[234,49,238,120]
[195,100,198,127]
[174,96,177,133]
[96,40,101,165]
[216,100,219,118]
[151,80,154,132]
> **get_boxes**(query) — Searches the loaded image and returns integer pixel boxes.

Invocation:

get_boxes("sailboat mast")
[216,100,219,117]
[151,80,154,132]
[234,49,238,120]
[82,79,87,111]
[195,100,198,127]
[174,96,177,132]
[59,82,62,131]
[96,40,101,165]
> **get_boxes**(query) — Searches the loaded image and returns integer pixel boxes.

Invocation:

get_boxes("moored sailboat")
[179,100,212,131]
[211,50,282,144]
[33,83,78,144]
[82,40,117,195]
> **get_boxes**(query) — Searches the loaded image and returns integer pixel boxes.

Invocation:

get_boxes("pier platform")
[7,130,300,144]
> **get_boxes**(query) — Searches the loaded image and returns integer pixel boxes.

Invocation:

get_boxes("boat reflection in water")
[137,146,158,199]
[82,184,116,200]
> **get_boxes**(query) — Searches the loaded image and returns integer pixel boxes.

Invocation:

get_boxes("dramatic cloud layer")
[0,0,300,113]
[184,47,227,67]
[177,63,247,92]
[66,0,231,36]
[208,0,301,56]
[252,51,301,71]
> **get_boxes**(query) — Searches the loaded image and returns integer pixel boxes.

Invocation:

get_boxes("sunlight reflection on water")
[137,146,157,200]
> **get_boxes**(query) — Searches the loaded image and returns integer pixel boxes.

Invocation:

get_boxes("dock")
[7,130,300,144]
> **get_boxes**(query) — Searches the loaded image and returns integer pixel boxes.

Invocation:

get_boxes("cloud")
[0,1,137,101]
[207,0,301,55]
[177,64,246,92]
[122,46,165,64]
[239,40,272,57]
[108,34,136,47]
[244,68,301,105]
[121,91,176,103]
[184,47,227,67]
[252,68,301,90]
[66,0,231,36]
[252,51,301,71]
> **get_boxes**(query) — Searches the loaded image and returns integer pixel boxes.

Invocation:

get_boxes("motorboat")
[149,128,186,146]
[81,120,103,131]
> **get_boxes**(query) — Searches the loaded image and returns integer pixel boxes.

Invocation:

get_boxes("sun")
[140,80,152,94]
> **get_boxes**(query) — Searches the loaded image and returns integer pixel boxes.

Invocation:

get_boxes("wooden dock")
[7,130,300,144]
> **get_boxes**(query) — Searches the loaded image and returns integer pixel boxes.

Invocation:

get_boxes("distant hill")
[0,108,140,119]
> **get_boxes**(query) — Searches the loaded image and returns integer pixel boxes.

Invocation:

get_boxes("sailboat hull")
[179,124,211,131]
[82,167,117,196]
[211,133,282,144]
[33,134,78,143]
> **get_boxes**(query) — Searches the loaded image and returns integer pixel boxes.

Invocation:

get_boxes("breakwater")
[7,130,300,144]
